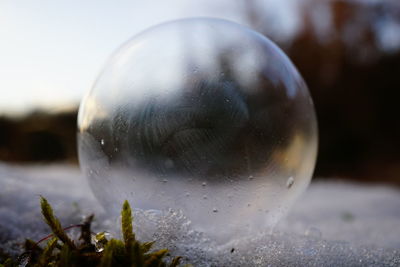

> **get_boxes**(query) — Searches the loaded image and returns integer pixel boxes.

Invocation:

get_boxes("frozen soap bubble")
[78,18,318,243]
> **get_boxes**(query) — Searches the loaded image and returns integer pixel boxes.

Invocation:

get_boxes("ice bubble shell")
[78,18,318,243]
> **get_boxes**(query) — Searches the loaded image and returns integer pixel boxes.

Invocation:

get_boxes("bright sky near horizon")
[0,0,303,116]
[0,0,248,115]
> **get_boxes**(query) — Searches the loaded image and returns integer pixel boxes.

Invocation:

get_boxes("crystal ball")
[78,18,318,243]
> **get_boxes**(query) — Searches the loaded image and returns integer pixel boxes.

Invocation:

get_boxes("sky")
[1,1,399,116]
[0,0,306,116]
[0,0,250,115]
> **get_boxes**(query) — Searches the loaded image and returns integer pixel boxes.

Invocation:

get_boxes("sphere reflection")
[78,18,318,243]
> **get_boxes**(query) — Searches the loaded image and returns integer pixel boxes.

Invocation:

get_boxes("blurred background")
[1,0,399,185]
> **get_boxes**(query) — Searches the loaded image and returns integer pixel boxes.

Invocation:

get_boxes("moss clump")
[0,197,187,267]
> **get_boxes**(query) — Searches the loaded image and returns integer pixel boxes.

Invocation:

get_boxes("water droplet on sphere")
[286,176,295,188]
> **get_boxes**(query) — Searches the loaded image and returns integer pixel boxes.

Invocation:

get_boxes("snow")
[0,162,399,266]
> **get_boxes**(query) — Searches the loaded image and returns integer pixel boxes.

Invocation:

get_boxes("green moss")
[1,198,188,267]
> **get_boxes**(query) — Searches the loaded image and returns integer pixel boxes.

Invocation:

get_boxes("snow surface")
[0,163,399,266]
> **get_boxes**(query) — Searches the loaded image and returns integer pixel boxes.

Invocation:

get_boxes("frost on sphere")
[78,18,318,243]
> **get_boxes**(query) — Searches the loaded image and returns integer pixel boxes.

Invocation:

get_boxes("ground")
[0,163,399,266]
